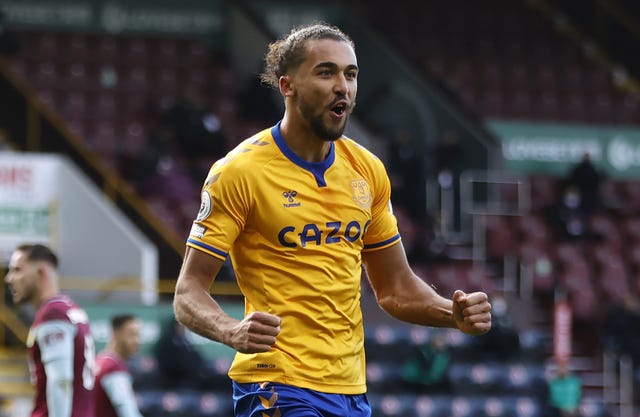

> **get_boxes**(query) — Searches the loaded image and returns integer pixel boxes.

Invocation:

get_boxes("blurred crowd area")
[2,1,640,416]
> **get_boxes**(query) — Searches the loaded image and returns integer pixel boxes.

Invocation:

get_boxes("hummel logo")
[282,190,301,208]
[283,190,297,202]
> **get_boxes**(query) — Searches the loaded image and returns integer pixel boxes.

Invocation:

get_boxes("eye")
[345,71,357,80]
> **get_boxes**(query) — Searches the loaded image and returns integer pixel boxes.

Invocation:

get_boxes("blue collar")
[271,120,335,187]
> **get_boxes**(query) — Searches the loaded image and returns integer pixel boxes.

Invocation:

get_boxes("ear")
[279,75,294,97]
[36,263,48,280]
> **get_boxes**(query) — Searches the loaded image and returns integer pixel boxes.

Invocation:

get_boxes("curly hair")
[260,22,355,89]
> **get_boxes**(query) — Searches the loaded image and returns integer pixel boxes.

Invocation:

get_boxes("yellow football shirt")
[187,121,400,394]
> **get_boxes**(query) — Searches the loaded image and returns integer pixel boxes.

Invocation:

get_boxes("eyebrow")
[314,62,359,72]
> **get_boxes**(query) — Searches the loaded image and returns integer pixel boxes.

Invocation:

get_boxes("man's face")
[117,319,141,359]
[289,38,358,141]
[4,250,38,305]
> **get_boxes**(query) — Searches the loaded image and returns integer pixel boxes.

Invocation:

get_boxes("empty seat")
[516,214,552,245]
[366,361,404,393]
[95,35,119,64]
[120,37,150,65]
[448,362,504,394]
[413,395,452,417]
[195,392,234,417]
[31,60,60,89]
[369,394,424,417]
[129,356,167,389]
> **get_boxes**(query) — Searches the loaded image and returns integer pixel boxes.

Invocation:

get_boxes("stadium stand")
[2,0,639,415]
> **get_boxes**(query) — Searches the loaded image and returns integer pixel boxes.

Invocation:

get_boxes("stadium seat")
[128,356,167,390]
[554,242,585,267]
[91,92,119,122]
[85,121,119,157]
[364,324,413,364]
[369,394,419,417]
[595,255,630,303]
[430,264,469,298]
[413,395,452,417]
[482,396,516,417]
[504,364,546,396]
[64,33,92,63]
[137,389,234,417]
[32,31,61,61]
[513,397,543,417]
[119,65,150,92]
[366,361,405,393]
[154,38,180,65]
[94,35,119,64]
[448,362,503,394]
[484,214,518,260]
[579,397,611,417]
[121,37,150,66]
[59,91,88,122]
[450,396,482,417]
[194,392,234,417]
[518,241,555,293]
[558,259,592,291]
[31,60,60,89]
[617,93,640,125]
[516,214,551,246]
[589,214,622,250]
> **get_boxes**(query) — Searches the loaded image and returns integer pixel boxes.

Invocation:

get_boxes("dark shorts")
[232,381,371,417]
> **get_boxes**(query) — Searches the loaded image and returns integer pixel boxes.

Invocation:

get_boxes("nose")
[334,73,349,95]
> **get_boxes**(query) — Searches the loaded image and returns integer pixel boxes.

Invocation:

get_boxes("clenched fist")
[229,311,282,353]
[452,290,492,336]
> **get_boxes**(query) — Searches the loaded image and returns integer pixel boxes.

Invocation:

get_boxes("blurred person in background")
[544,186,603,243]
[602,294,640,366]
[401,332,451,393]
[173,22,491,417]
[546,360,582,417]
[153,316,216,389]
[164,86,229,182]
[4,243,95,417]
[470,293,521,361]
[94,314,143,417]
[565,152,603,216]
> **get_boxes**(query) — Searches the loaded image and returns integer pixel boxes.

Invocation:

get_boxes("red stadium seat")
[32,32,61,61]
[59,91,88,121]
[120,37,149,66]
[31,60,59,89]
[588,213,622,250]
[95,36,119,65]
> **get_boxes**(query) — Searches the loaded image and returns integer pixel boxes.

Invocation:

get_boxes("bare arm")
[173,247,281,353]
[362,241,491,335]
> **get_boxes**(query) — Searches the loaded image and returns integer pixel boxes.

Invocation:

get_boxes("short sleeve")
[186,156,252,260]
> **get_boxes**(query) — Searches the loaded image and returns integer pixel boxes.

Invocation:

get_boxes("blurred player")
[4,243,95,417]
[173,22,492,417]
[94,314,143,417]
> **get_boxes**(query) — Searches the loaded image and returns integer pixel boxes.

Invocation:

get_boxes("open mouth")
[331,103,347,116]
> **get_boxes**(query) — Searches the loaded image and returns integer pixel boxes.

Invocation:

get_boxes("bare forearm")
[377,279,458,329]
[173,283,236,346]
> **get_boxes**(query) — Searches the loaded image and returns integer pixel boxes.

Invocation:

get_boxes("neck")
[34,286,59,308]
[106,340,124,359]
[280,113,332,163]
